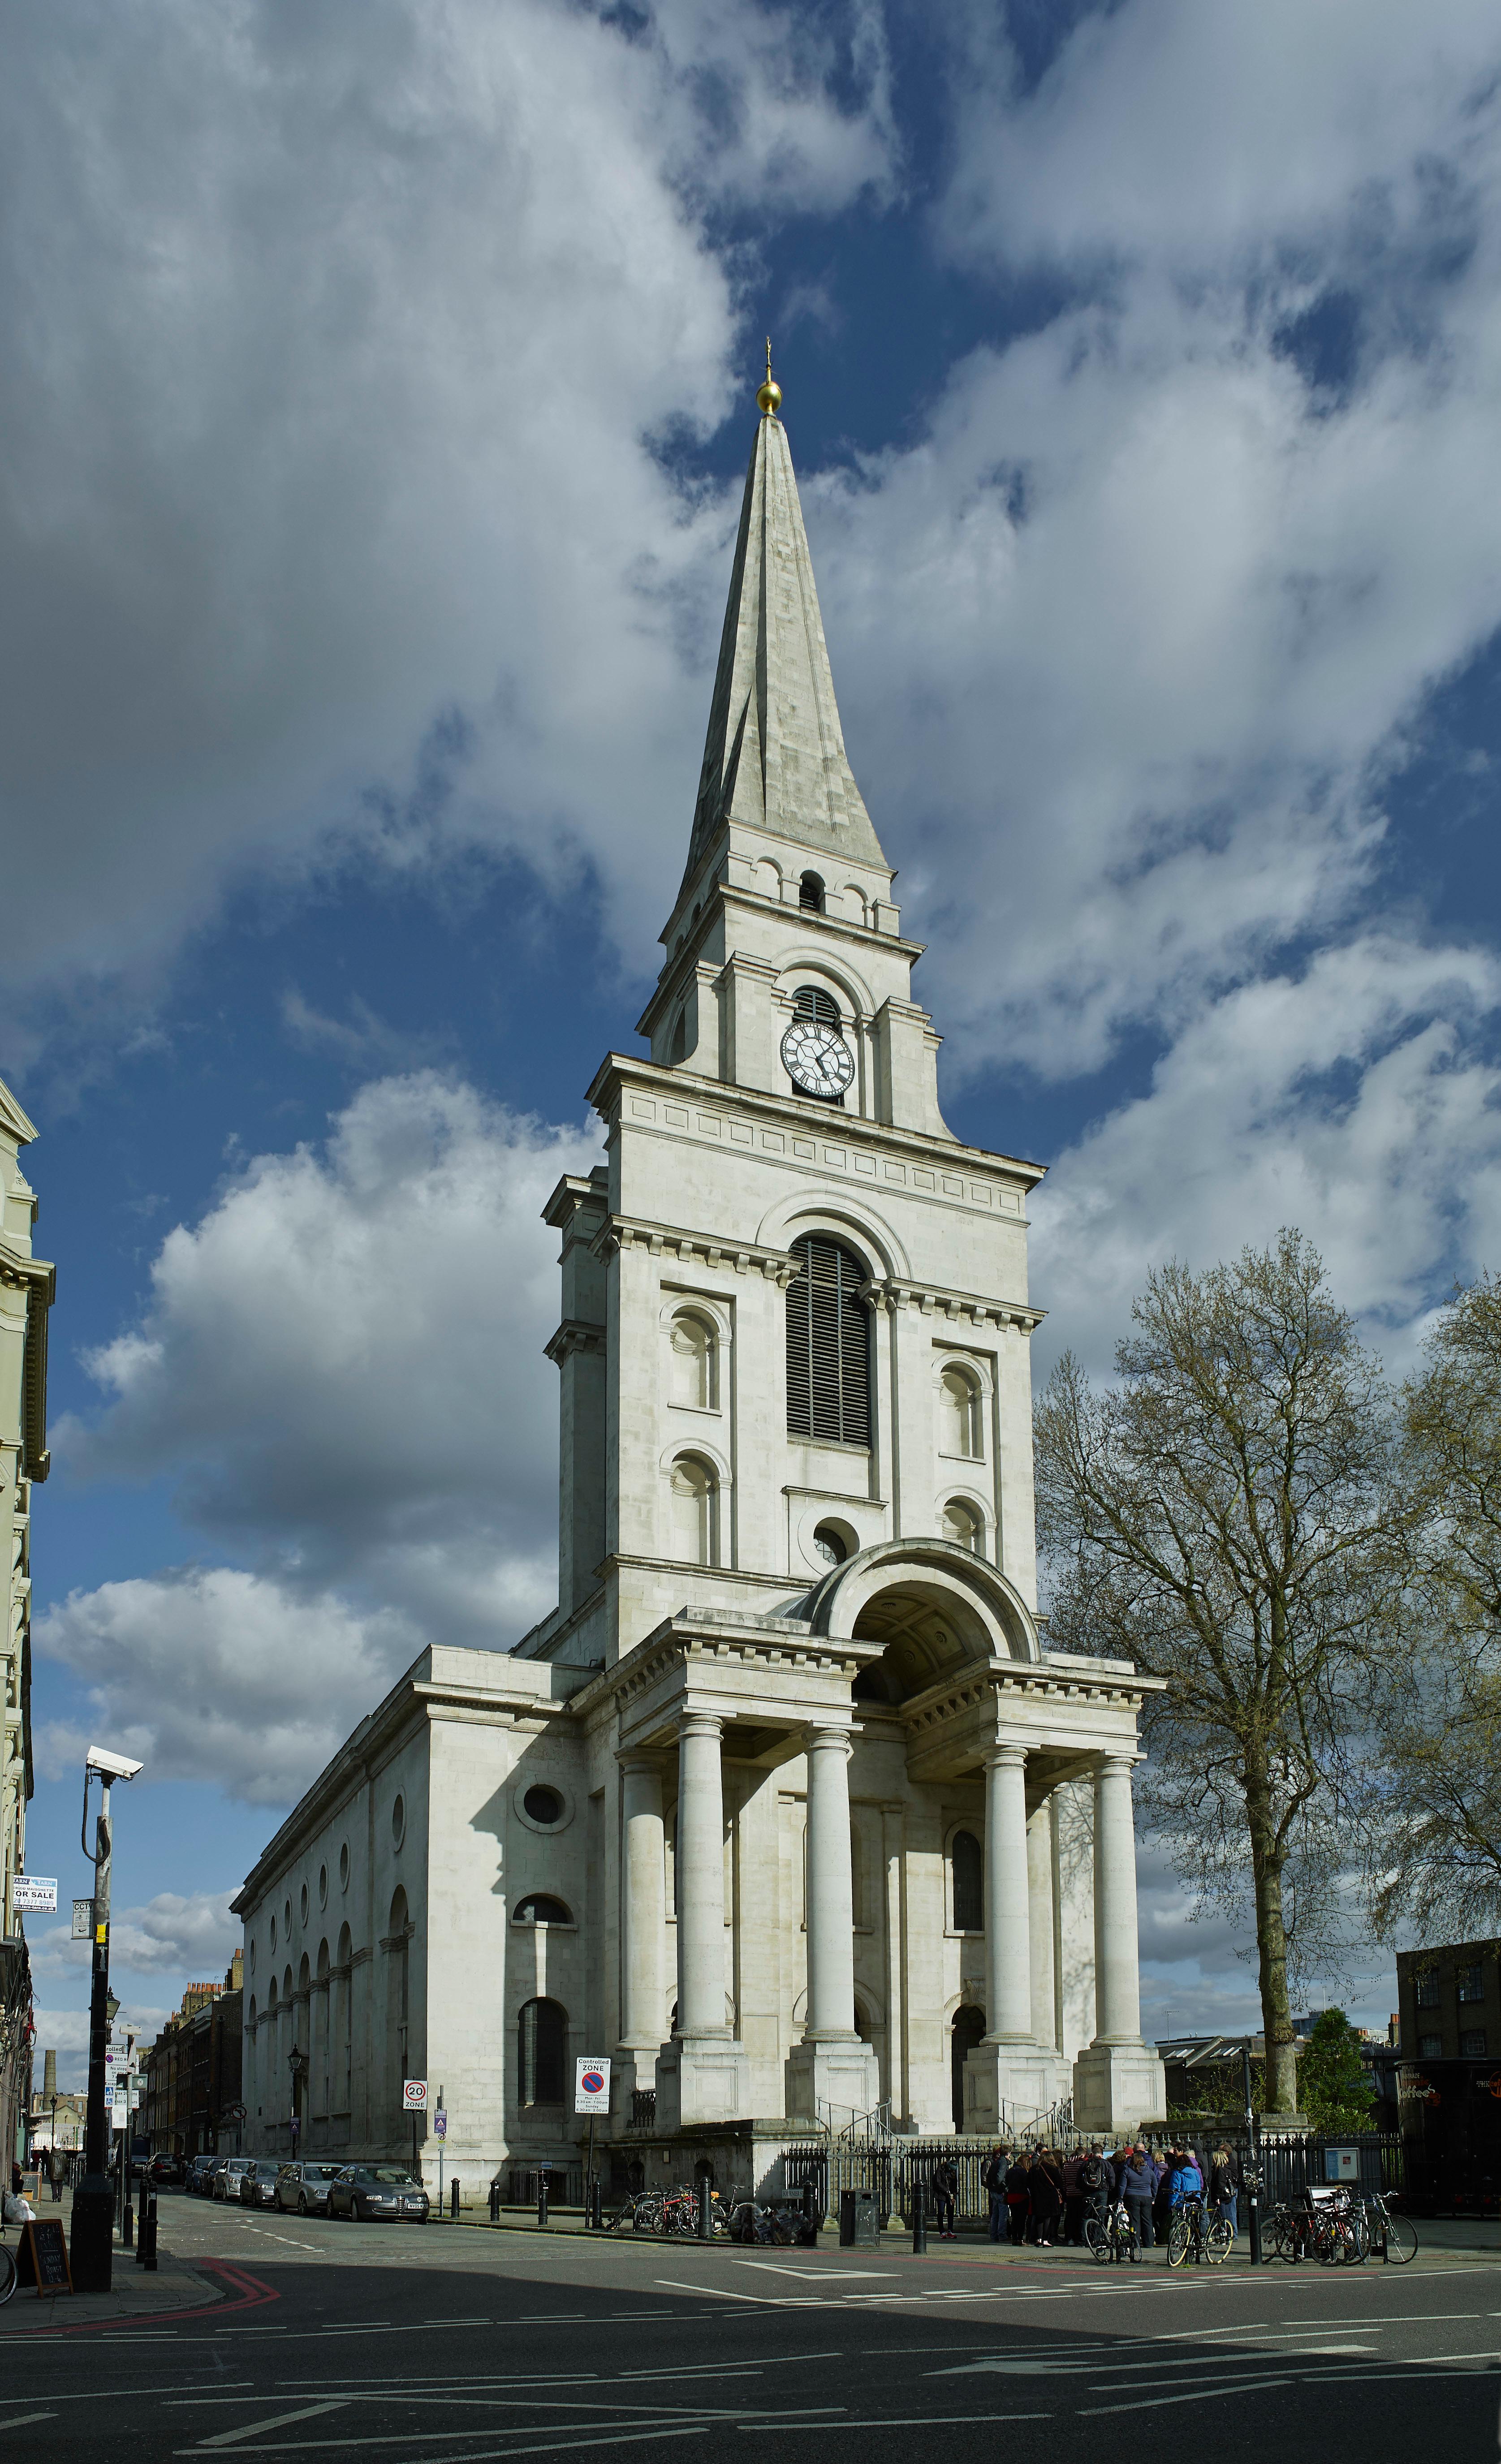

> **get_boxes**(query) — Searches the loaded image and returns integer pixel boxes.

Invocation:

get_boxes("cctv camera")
[86,1745,143,1781]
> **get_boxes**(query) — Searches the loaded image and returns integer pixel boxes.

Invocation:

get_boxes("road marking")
[193,2401,351,2447]
[1079,2377,1296,2415]
[739,2418,1045,2433]
[175,2428,713,2460]
[732,2265,893,2282]
[0,2415,56,2430]
[654,2281,767,2304]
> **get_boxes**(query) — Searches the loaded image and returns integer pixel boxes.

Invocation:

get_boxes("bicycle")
[1084,2200,1139,2266]
[0,2234,15,2306]
[1167,2194,1233,2269]
[1358,2189,1417,2266]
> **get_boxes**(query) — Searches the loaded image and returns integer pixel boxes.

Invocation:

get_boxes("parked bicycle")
[1167,2193,1233,2269]
[1084,2200,1139,2266]
[1266,2195,1360,2265]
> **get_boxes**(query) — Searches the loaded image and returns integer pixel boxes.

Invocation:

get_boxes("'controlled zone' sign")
[574,2057,611,2116]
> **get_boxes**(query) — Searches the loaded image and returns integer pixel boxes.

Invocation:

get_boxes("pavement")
[0,2186,1497,2460]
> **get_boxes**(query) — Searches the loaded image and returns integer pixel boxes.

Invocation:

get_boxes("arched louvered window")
[799,871,825,912]
[792,984,841,1032]
[518,1997,567,2105]
[786,1236,871,1447]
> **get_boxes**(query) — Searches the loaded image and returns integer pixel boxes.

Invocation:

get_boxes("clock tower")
[523,358,1166,2145]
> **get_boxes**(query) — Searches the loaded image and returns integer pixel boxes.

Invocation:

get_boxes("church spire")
[681,356,888,893]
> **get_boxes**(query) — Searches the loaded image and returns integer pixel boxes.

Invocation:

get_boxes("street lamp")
[72,1743,143,2293]
[288,2044,306,2152]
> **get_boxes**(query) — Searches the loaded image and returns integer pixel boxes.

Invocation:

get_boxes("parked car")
[213,2156,254,2201]
[187,2155,219,2196]
[276,2160,343,2216]
[147,2153,185,2186]
[239,2159,284,2208]
[328,2165,430,2223]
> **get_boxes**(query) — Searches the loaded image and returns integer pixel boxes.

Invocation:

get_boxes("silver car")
[276,2160,343,2216]
[214,2156,254,2201]
[239,2158,283,2208]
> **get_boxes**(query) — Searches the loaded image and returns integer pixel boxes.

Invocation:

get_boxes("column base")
[962,2041,1073,2134]
[1072,2041,1169,2135]
[785,2037,881,2125]
[654,2036,750,2132]
[611,2048,659,2126]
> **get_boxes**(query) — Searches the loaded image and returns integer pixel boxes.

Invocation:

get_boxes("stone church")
[234,362,1166,2190]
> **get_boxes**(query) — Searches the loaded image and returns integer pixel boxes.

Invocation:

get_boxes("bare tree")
[1368,1274,1501,1939]
[1035,1231,1401,2114]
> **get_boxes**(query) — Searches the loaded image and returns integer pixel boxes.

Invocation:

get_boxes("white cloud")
[27,1891,240,1984]
[35,1570,420,1806]
[40,1073,599,1798]
[0,0,893,1029]
[30,2005,173,2095]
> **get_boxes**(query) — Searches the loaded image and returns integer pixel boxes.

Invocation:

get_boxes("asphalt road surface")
[5,2193,1498,2461]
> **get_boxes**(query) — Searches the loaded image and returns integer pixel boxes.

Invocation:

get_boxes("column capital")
[984,1740,1028,1771]
[802,1722,853,1755]
[617,1749,665,1776]
[677,1710,723,1743]
[1094,1749,1140,1777]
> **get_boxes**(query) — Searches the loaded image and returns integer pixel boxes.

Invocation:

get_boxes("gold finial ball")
[757,374,782,416]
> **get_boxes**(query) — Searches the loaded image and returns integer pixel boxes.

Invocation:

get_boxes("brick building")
[142,1955,244,2156]
[1397,1939,1501,2062]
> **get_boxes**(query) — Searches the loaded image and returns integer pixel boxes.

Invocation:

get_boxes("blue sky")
[9,0,1501,2076]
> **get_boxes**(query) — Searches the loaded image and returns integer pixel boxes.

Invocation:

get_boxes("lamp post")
[72,1745,143,2292]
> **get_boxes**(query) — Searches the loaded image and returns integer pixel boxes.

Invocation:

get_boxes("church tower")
[526,358,1166,2144]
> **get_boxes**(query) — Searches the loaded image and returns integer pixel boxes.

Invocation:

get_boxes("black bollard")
[538,2171,549,2230]
[122,2182,134,2250]
[911,2178,927,2255]
[134,2174,147,2264]
[451,2179,460,2221]
[144,2191,159,2272]
[590,2177,603,2230]
[697,2180,712,2240]
[489,2178,501,2224]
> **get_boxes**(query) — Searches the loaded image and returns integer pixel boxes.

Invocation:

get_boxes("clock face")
[781,1020,855,1098]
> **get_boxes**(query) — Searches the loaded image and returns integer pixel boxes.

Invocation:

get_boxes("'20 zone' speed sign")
[402,2078,428,2111]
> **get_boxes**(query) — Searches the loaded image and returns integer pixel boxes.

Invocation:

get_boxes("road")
[4,2192,1497,2461]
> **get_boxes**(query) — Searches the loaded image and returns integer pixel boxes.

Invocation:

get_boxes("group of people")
[976,2138,1243,2252]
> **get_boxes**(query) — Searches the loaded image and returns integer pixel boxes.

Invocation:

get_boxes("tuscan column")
[983,1744,1032,2041]
[802,1726,856,2039]
[1093,1753,1143,2042]
[619,1757,664,2049]
[675,1713,728,2038]
[1027,1797,1058,2050]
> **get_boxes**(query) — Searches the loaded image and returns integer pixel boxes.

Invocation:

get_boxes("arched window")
[513,1895,574,1926]
[518,1997,567,2105]
[786,1236,871,1446]
[941,1498,983,1553]
[669,1311,717,1409]
[951,2004,987,2131]
[939,1365,983,1457]
[952,1829,983,1932]
[669,1455,716,1564]
[792,984,841,1031]
[799,871,825,913]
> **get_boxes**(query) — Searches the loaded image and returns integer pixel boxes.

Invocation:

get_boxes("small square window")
[1462,2030,1488,2057]
[1419,2034,1444,2058]
[1415,1970,1440,2008]
[1458,1962,1485,2003]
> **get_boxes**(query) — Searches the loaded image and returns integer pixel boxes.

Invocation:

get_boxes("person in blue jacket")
[1116,2146,1156,2249]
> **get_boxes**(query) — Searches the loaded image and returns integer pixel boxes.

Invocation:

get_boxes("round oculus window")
[523,1784,563,1827]
[284,1898,292,1935]
[318,1864,328,1908]
[391,1793,405,1848]
[299,1882,309,1925]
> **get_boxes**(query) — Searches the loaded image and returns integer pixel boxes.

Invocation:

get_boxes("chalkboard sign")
[15,2217,72,2295]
